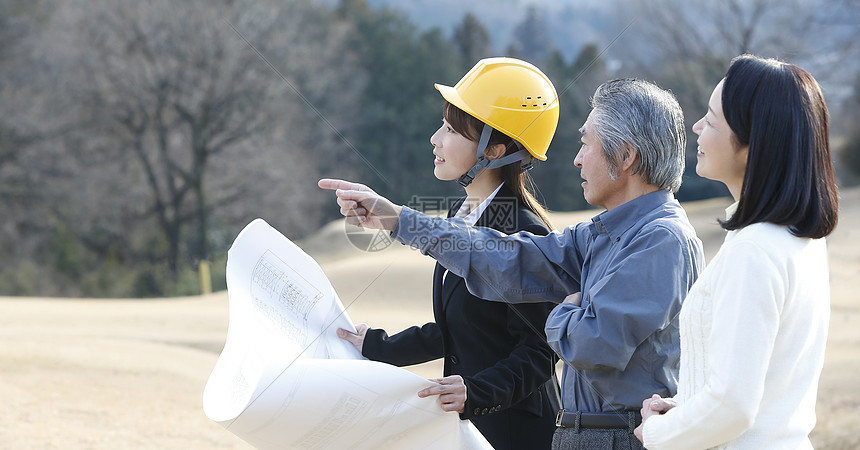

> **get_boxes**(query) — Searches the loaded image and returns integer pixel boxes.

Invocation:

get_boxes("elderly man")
[320,78,704,450]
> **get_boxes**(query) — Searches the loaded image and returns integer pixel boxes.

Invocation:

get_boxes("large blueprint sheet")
[203,219,493,449]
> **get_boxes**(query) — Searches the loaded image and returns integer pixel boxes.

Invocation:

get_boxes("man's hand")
[643,394,676,415]
[336,323,369,353]
[634,394,677,443]
[418,375,467,414]
[563,292,582,306]
[318,178,402,231]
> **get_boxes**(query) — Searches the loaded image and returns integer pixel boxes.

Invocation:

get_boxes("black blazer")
[363,184,561,450]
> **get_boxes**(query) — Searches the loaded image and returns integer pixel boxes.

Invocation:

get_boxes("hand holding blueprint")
[203,219,493,449]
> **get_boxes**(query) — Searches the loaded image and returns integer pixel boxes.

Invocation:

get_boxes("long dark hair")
[720,55,838,239]
[443,101,555,229]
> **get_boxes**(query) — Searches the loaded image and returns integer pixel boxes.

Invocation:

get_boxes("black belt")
[555,409,641,429]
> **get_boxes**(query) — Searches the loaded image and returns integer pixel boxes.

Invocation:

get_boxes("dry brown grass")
[1,189,857,449]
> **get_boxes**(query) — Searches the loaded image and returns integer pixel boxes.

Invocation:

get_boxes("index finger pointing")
[318,178,364,191]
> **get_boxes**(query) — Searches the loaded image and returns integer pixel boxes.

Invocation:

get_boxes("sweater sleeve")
[643,240,785,449]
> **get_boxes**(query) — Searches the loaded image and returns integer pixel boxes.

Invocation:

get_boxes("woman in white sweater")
[634,54,839,448]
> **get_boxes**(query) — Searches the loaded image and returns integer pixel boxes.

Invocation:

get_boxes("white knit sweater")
[642,219,830,449]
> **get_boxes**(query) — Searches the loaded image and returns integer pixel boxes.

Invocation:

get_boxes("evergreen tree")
[529,45,608,212]
[508,5,552,64]
[335,0,462,204]
[452,12,493,70]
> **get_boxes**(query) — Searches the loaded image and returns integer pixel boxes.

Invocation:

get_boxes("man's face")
[574,112,622,210]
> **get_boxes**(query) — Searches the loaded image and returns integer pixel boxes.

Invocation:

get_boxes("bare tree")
[615,0,825,110]
[626,0,816,62]
[0,0,65,294]
[48,0,362,278]
[0,0,52,171]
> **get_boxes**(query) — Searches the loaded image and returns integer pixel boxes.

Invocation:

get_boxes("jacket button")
[481,408,488,415]
[474,408,480,415]
[450,355,459,364]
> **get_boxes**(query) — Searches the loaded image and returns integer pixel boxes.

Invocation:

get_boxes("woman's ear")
[484,143,507,160]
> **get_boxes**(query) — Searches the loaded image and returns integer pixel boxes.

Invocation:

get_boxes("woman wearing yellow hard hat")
[336,57,562,449]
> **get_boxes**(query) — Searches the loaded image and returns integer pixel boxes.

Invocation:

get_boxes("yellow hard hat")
[435,57,559,161]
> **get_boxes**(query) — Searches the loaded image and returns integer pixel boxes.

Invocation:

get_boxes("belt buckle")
[555,409,566,427]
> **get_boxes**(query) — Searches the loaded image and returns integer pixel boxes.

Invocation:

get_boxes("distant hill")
[363,0,622,62]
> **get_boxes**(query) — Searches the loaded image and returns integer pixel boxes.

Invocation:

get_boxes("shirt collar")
[725,201,739,220]
[455,181,505,227]
[590,190,675,238]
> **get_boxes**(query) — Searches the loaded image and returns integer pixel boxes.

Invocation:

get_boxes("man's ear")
[620,144,639,173]
[484,143,507,160]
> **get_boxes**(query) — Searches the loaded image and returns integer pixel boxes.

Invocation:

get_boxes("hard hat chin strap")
[458,123,534,187]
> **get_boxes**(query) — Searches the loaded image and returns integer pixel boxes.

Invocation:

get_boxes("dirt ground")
[1,189,858,449]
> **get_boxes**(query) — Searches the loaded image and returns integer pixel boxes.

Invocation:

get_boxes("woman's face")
[692,79,748,199]
[429,118,479,181]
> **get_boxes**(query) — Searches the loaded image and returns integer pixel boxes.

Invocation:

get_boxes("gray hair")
[589,78,686,192]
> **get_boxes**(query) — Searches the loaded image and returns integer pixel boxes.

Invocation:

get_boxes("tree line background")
[1,0,858,298]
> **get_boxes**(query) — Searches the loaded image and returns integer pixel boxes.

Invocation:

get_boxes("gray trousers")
[551,426,645,450]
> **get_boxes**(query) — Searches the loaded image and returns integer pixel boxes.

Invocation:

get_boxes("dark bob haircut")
[720,54,838,239]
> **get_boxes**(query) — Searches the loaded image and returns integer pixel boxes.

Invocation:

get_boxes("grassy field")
[1,189,857,449]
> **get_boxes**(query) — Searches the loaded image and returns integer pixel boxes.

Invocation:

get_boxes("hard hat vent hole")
[523,96,545,108]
